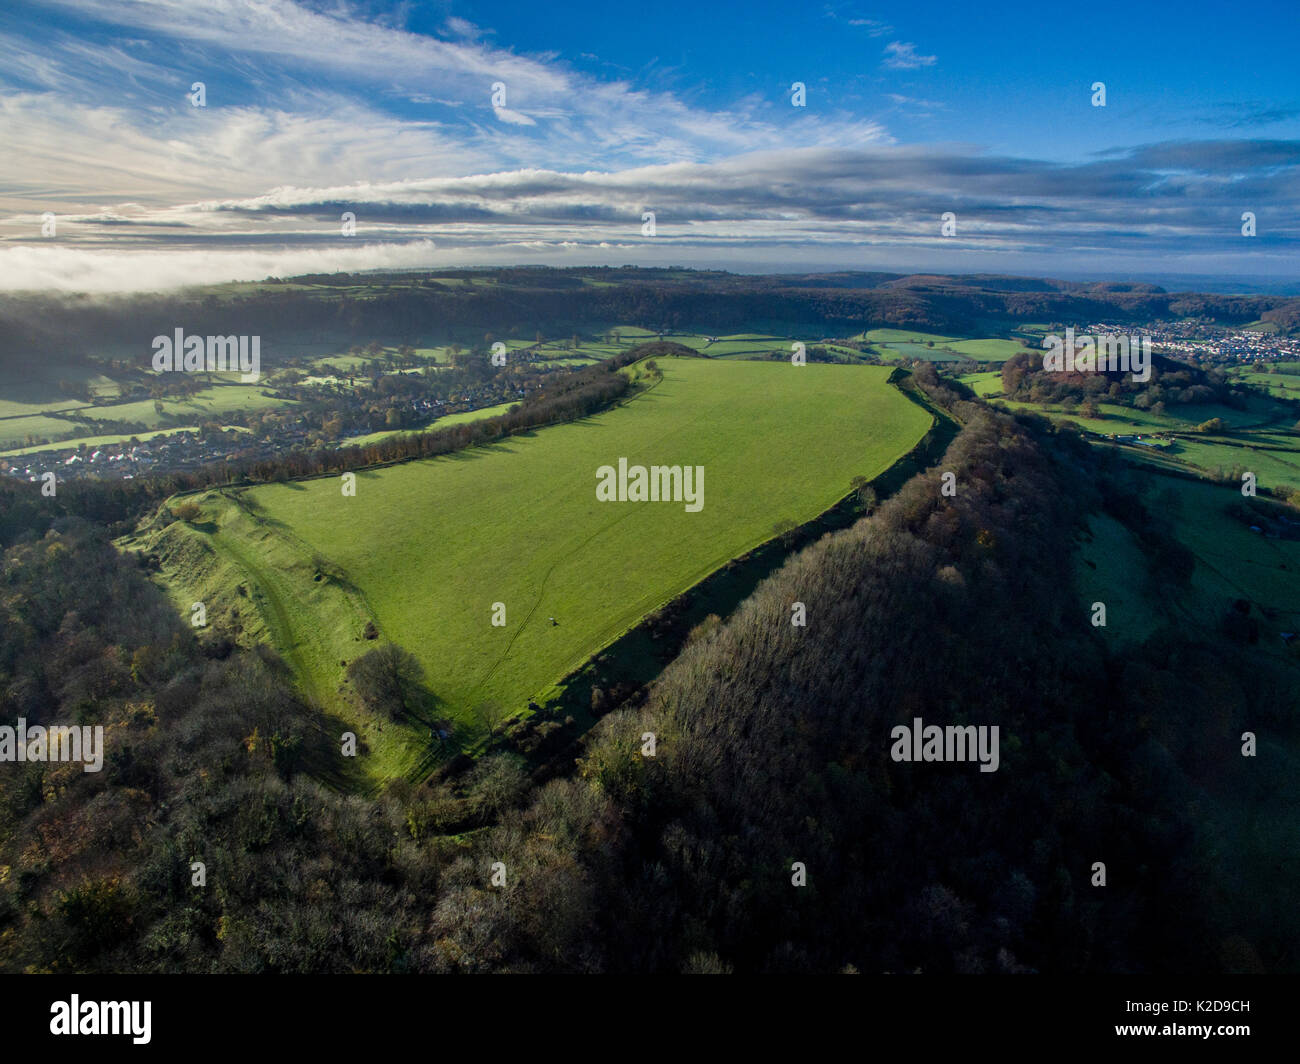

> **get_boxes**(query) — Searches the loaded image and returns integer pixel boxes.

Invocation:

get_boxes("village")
[1,379,535,486]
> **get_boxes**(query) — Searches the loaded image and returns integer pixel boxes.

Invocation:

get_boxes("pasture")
[133,356,931,780]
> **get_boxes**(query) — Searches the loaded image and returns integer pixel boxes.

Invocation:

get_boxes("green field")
[1078,474,1300,650]
[657,333,869,363]
[958,371,1006,397]
[857,328,958,344]
[1074,512,1168,647]
[1231,365,1300,399]
[881,342,962,362]
[851,330,1024,365]
[0,381,293,450]
[990,392,1300,494]
[1161,438,1300,492]
[131,357,931,780]
[0,413,85,448]
[942,338,1028,362]
[0,397,85,419]
[77,385,290,428]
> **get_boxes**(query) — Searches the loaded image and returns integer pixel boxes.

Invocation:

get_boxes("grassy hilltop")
[127,355,931,781]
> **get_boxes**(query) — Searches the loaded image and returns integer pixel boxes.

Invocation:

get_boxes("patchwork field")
[855,329,1027,364]
[129,356,932,781]
[988,390,1300,494]
[0,323,1027,456]
[0,379,294,451]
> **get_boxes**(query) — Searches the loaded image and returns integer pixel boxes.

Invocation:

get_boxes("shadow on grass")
[401,690,482,783]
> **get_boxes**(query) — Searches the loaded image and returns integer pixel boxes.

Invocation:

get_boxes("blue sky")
[0,0,1296,290]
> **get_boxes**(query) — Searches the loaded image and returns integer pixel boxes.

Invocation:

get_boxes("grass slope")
[1077,473,1300,652]
[135,357,930,779]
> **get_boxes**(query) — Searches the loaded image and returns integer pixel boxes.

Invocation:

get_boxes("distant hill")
[2,268,1298,373]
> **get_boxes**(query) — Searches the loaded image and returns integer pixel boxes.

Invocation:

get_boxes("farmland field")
[853,330,1025,364]
[130,356,932,780]
[1229,365,1300,398]
[879,342,962,362]
[0,397,85,419]
[958,371,1006,397]
[0,380,294,450]
[942,338,1028,362]
[857,328,958,344]
[989,391,1300,493]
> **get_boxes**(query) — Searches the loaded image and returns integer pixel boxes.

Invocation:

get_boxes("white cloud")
[2,0,891,215]
[5,2,1292,289]
[887,94,946,109]
[882,42,937,70]
[848,18,892,36]
[492,105,536,126]
[0,239,441,292]
[4,138,1294,291]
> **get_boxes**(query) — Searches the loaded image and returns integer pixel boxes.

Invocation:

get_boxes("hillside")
[125,356,932,781]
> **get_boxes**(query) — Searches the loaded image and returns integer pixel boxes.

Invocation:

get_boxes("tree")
[346,644,425,720]
[464,753,530,819]
[58,877,137,961]
[476,698,509,737]
[850,475,876,511]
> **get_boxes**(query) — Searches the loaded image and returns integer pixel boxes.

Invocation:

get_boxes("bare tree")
[476,699,509,737]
